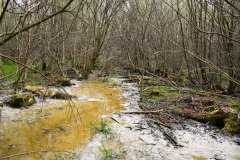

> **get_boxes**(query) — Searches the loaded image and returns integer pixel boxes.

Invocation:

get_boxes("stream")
[0,78,240,160]
[0,79,124,159]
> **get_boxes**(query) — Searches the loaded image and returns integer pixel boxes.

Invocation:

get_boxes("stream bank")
[0,77,240,160]
[78,77,240,160]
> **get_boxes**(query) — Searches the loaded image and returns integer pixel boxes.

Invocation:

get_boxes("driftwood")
[148,120,183,147]
[149,119,172,129]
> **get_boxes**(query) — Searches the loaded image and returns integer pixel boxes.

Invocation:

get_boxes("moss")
[56,77,71,86]
[74,69,80,75]
[222,116,240,134]
[196,109,226,127]
[178,75,189,85]
[142,85,179,103]
[24,85,74,99]
[51,91,74,99]
[170,105,181,114]
[8,93,36,108]
[230,99,240,111]
[24,85,44,92]
[24,85,54,97]
[151,96,164,103]
[189,87,200,94]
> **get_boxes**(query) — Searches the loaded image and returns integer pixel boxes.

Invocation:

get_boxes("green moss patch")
[196,109,227,127]
[24,85,74,100]
[229,99,240,111]
[141,80,240,134]
[8,93,36,108]
[24,85,54,97]
[52,91,74,100]
[222,116,240,134]
[142,85,179,103]
[55,77,71,86]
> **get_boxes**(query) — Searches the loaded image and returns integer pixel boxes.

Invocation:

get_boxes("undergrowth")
[142,85,179,103]
[0,61,45,85]
[99,143,128,160]
[91,119,115,138]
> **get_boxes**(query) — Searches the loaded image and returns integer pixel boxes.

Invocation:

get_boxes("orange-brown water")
[0,80,124,159]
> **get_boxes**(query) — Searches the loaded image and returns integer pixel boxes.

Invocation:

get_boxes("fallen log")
[147,120,183,148]
[161,127,182,147]
[149,119,172,129]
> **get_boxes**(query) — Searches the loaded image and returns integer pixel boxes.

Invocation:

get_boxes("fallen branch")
[110,116,120,123]
[162,128,182,147]
[149,119,172,129]
[148,120,183,148]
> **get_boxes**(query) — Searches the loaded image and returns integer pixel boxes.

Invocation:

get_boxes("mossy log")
[24,85,74,100]
[7,93,36,108]
[55,77,71,86]
[197,109,226,126]
[24,85,54,97]
[51,91,74,100]
[187,108,239,134]
[194,108,233,127]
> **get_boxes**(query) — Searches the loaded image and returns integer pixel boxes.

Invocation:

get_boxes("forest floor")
[0,75,240,160]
